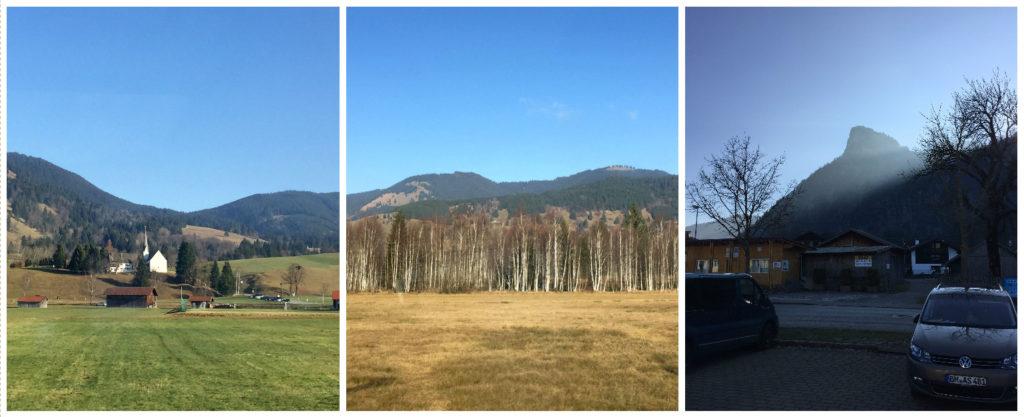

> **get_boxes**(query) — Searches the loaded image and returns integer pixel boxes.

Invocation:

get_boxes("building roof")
[190,296,213,302]
[104,287,158,296]
[804,246,893,255]
[332,290,340,300]
[910,239,959,251]
[684,237,812,250]
[821,228,902,249]
[18,295,46,303]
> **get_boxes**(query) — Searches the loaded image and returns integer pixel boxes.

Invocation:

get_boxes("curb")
[777,339,906,356]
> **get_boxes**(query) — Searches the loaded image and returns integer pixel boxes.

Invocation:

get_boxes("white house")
[910,240,958,275]
[107,262,134,274]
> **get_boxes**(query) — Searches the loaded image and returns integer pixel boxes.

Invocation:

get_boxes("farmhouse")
[107,262,134,274]
[909,239,958,275]
[684,237,810,290]
[104,287,158,308]
[17,295,48,308]
[802,229,908,291]
[332,290,340,311]
[189,296,213,309]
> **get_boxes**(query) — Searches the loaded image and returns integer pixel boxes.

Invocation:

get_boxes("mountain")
[7,152,339,258]
[761,126,975,245]
[348,166,673,219]
[392,175,678,222]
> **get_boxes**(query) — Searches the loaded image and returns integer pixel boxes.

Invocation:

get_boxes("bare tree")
[916,70,1016,282]
[83,273,100,305]
[686,135,800,273]
[321,282,329,305]
[22,271,33,297]
[283,264,305,296]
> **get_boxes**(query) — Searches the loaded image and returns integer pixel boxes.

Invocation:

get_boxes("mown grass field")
[347,291,678,411]
[7,306,339,411]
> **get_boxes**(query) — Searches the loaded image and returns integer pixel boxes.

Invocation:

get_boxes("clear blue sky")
[685,7,1016,226]
[9,7,340,212]
[347,7,678,193]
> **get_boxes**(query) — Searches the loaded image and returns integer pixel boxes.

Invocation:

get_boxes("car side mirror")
[913,314,920,323]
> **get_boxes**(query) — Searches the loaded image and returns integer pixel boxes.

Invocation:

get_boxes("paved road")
[775,304,920,332]
[685,346,1016,411]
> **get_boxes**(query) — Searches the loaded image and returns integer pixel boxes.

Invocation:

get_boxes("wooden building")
[104,287,158,308]
[685,237,810,290]
[17,295,48,308]
[190,296,213,309]
[802,229,908,291]
[332,290,340,311]
[944,243,1016,282]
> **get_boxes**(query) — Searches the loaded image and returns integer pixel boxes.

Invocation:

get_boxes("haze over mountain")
[758,126,996,246]
[7,152,339,258]
[347,166,675,220]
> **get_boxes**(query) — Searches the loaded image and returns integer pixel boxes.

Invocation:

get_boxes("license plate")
[946,374,987,386]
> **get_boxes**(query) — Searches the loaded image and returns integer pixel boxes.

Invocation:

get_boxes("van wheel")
[757,322,777,350]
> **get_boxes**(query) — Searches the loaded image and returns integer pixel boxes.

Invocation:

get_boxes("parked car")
[907,283,1017,403]
[685,273,778,366]
[95,302,106,306]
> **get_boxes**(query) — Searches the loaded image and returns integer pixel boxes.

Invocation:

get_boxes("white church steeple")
[143,226,150,261]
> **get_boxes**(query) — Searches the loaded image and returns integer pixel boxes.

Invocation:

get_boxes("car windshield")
[920,293,1017,329]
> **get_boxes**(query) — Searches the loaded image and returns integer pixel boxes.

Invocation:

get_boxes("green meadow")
[7,306,339,411]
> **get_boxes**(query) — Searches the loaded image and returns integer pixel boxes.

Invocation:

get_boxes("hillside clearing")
[7,306,339,411]
[347,291,677,410]
[182,225,265,245]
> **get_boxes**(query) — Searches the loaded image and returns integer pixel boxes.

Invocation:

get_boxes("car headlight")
[910,344,932,363]
[1001,353,1016,370]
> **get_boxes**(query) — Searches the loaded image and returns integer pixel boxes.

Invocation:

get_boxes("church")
[142,227,168,273]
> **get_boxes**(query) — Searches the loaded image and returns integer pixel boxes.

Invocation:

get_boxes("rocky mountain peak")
[841,126,905,158]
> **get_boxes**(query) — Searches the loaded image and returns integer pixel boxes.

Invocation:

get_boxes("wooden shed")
[17,295,48,308]
[332,290,340,311]
[190,296,213,309]
[104,287,158,308]
[802,229,908,292]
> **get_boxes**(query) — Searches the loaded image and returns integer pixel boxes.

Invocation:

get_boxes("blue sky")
[347,7,678,193]
[685,7,1017,226]
[9,7,340,212]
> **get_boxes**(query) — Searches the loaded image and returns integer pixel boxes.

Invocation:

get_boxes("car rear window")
[921,293,1017,329]
[686,279,735,311]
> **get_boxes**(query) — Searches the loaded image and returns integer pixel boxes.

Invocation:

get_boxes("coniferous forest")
[347,205,678,293]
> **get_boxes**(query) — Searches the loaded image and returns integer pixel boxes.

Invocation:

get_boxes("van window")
[686,279,736,311]
[739,278,759,304]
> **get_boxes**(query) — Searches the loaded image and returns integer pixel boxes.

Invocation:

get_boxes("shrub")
[840,268,853,286]
[866,268,880,287]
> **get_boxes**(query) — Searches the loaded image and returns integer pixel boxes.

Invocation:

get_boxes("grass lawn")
[211,253,339,274]
[7,306,339,411]
[347,291,678,411]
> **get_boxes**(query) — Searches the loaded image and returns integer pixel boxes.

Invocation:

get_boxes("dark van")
[685,273,778,365]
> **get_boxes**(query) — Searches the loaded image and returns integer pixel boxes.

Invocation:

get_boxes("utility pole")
[691,205,700,239]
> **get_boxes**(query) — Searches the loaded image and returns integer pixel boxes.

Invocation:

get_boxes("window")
[782,260,789,272]
[696,259,709,273]
[733,248,739,258]
[725,247,731,258]
[739,278,761,305]
[712,259,719,272]
[749,258,770,274]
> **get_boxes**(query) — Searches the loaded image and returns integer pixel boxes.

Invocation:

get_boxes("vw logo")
[959,356,973,369]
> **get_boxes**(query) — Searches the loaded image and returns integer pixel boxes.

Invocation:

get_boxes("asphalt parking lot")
[685,345,1016,411]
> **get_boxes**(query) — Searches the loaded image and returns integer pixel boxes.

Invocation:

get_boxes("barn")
[190,295,213,309]
[104,287,158,308]
[332,290,340,311]
[17,295,48,308]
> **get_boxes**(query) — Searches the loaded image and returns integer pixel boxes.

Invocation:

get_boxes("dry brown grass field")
[182,224,265,245]
[347,291,678,410]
